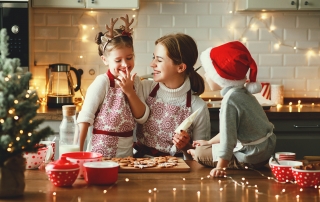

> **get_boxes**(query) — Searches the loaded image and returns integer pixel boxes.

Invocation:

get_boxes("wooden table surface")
[2,161,319,202]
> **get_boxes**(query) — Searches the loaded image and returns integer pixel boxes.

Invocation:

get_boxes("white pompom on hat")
[200,41,262,94]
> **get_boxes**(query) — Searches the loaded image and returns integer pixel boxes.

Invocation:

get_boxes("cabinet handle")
[293,124,320,128]
[291,1,295,5]
[305,1,309,5]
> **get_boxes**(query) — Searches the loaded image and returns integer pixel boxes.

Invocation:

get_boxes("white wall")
[30,0,320,99]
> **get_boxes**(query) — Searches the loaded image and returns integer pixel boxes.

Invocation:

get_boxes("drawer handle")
[293,124,320,128]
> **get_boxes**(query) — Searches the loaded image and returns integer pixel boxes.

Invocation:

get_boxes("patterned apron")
[136,83,192,155]
[91,69,135,158]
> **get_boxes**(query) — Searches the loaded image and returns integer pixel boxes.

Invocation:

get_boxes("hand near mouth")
[118,67,136,96]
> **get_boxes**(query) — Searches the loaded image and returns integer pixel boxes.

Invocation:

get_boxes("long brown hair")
[155,33,205,95]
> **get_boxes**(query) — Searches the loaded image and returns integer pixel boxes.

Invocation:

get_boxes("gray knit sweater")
[218,86,276,164]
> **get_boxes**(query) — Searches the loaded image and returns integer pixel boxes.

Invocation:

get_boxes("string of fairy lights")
[226,1,320,56]
[48,166,319,201]
[1,75,35,152]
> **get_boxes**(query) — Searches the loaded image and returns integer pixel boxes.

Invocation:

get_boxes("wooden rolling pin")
[303,156,320,161]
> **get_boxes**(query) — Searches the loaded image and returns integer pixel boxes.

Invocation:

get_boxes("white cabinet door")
[32,0,86,8]
[236,0,297,11]
[86,0,139,9]
[299,0,320,10]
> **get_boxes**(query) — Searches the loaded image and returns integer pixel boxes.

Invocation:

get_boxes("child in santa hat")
[187,41,276,178]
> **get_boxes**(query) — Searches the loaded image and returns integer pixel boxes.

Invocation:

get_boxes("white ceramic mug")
[40,141,55,163]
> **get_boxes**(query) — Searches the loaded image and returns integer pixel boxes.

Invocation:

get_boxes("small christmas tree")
[0,28,54,166]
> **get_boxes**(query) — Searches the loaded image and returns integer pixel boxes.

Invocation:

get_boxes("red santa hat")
[200,41,262,94]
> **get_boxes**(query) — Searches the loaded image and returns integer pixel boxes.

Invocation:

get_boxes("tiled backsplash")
[30,0,320,99]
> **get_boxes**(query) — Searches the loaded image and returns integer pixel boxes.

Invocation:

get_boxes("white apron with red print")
[91,70,135,158]
[136,83,192,154]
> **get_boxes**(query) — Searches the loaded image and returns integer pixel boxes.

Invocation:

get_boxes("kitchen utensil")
[303,156,320,161]
[271,154,280,165]
[46,63,82,108]
[269,160,302,183]
[45,156,80,187]
[83,161,119,185]
[61,151,102,178]
[292,167,320,187]
[170,108,201,156]
[39,140,55,162]
[117,158,190,173]
[23,146,48,169]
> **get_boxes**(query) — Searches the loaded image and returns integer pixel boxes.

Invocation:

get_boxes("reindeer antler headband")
[101,14,134,51]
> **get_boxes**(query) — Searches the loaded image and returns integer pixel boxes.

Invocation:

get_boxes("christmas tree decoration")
[0,28,54,198]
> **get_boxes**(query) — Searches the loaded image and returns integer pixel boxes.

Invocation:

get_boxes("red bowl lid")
[45,156,79,171]
[61,152,102,159]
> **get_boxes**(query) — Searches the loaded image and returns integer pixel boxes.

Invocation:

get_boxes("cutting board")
[116,158,191,173]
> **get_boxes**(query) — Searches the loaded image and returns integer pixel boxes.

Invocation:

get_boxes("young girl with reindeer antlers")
[77,15,150,158]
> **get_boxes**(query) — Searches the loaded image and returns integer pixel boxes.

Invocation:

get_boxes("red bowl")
[62,152,103,178]
[292,167,320,187]
[269,160,303,183]
[83,161,119,185]
[45,156,80,187]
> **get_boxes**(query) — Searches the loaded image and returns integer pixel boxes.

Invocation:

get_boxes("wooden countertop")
[6,161,320,202]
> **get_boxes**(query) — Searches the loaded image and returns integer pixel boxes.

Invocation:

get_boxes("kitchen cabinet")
[32,0,139,9]
[298,0,320,10]
[236,0,320,11]
[270,119,320,160]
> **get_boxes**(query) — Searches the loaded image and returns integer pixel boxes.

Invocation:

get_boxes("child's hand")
[192,140,208,147]
[172,130,190,150]
[118,67,136,96]
[210,168,226,178]
[187,149,196,160]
